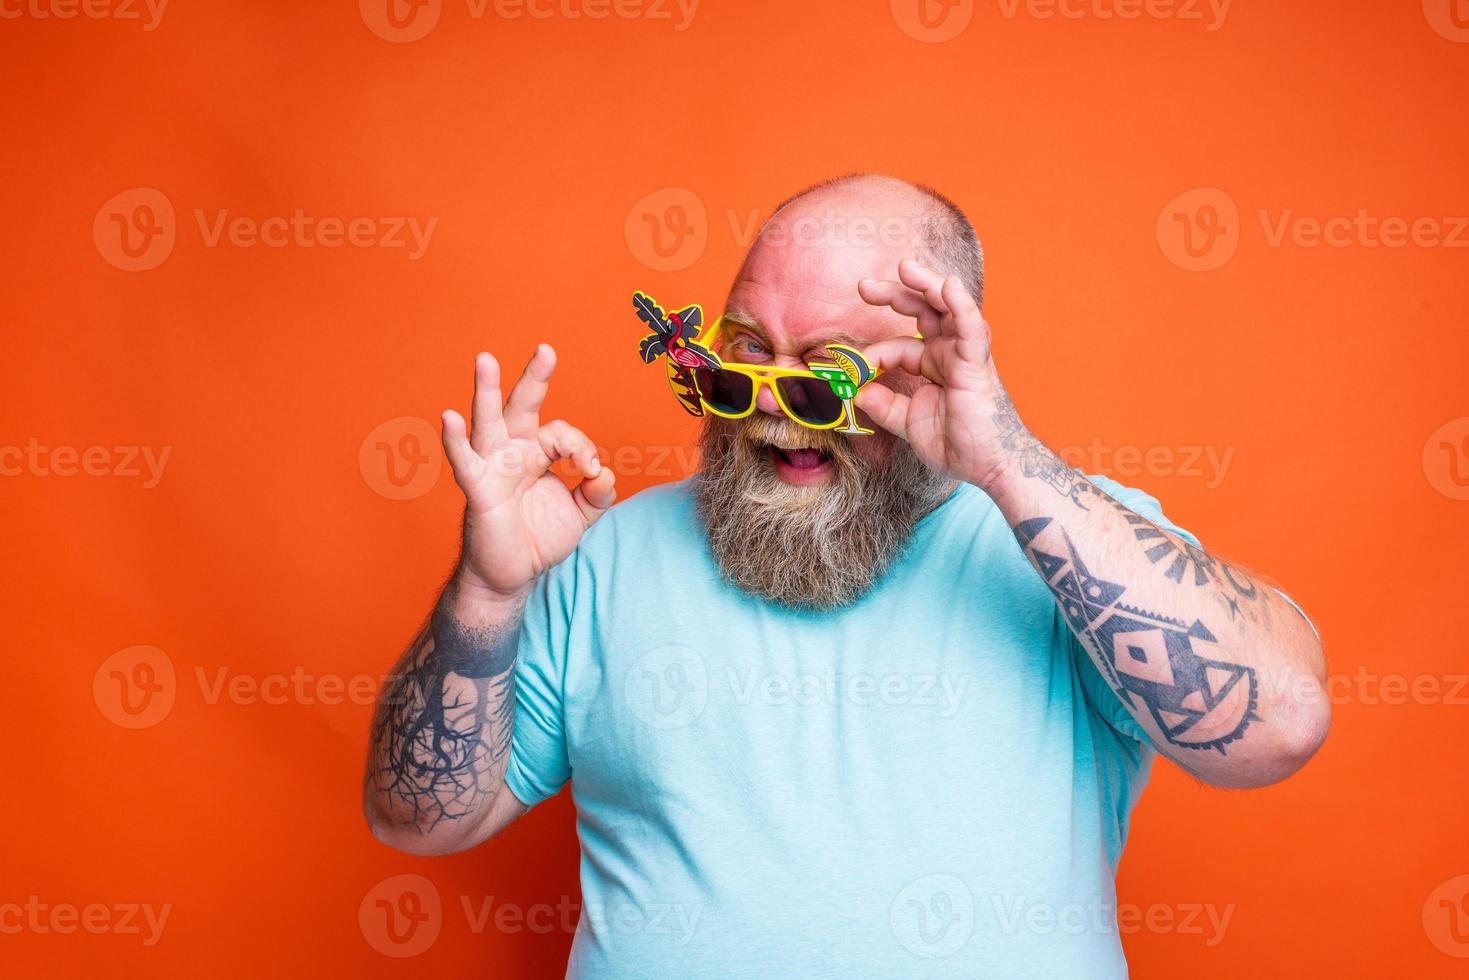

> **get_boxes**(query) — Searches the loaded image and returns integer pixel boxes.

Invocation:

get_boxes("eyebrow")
[719,308,863,360]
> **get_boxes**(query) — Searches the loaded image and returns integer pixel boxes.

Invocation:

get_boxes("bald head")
[720,174,983,376]
[748,174,983,307]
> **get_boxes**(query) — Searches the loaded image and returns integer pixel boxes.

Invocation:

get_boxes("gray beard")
[694,414,955,611]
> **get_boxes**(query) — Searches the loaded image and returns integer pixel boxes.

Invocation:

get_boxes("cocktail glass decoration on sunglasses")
[631,291,879,435]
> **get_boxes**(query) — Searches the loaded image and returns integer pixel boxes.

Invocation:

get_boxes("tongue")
[782,448,827,469]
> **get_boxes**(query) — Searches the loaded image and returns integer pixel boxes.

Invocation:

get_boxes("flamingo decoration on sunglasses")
[633,291,721,416]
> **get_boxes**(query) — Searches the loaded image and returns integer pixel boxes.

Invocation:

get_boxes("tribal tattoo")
[993,394,1090,511]
[1014,516,1260,753]
[1079,484,1264,623]
[370,598,521,832]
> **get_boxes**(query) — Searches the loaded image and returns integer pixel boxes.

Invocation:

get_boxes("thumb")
[572,468,617,526]
[854,384,911,441]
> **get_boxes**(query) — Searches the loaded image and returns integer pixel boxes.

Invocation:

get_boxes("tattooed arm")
[986,429,1328,786]
[366,578,529,854]
[857,260,1328,788]
[365,346,616,854]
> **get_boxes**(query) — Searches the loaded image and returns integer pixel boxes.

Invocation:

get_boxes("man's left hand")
[856,258,1020,492]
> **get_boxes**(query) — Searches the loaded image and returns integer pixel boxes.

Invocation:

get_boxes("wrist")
[967,453,1028,508]
[448,567,531,622]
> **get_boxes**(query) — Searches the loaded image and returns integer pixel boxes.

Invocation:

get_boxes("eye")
[730,334,770,360]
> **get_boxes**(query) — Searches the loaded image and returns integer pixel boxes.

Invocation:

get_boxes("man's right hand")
[441,345,617,600]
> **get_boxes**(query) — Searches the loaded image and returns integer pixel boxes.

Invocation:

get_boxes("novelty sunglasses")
[632,291,879,435]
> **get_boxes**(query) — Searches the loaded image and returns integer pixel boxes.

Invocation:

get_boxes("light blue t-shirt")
[508,476,1198,979]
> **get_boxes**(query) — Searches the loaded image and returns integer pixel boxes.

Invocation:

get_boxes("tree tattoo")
[370,601,520,832]
[1015,516,1260,753]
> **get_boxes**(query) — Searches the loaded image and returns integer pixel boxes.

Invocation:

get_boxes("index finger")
[860,336,927,376]
[469,352,508,455]
[858,278,942,337]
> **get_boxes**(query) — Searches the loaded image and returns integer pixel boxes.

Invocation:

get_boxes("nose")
[755,385,782,416]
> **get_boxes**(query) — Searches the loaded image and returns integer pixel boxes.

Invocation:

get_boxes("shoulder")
[1085,474,1199,546]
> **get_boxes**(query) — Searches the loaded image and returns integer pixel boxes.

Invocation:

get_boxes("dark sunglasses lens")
[776,377,844,426]
[695,368,755,415]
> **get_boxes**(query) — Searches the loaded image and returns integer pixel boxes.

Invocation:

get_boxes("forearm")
[983,411,1329,787]
[364,572,529,854]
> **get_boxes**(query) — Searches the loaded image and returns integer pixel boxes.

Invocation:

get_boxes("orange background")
[4,0,1468,975]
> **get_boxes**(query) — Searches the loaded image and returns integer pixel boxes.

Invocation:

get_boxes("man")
[364,175,1328,977]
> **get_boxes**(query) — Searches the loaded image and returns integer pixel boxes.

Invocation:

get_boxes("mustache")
[732,413,849,455]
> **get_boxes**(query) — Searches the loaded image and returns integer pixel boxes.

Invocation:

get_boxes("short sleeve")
[504,556,576,808]
[1070,475,1204,745]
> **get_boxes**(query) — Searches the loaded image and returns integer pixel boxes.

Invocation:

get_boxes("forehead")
[722,211,914,352]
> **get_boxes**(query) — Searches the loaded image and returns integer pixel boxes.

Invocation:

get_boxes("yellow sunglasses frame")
[690,361,861,430]
[694,315,884,433]
[633,290,898,435]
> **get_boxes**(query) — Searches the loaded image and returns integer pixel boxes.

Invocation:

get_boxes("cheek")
[851,431,899,467]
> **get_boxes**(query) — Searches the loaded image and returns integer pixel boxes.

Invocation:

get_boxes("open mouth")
[769,446,831,469]
[761,442,836,484]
